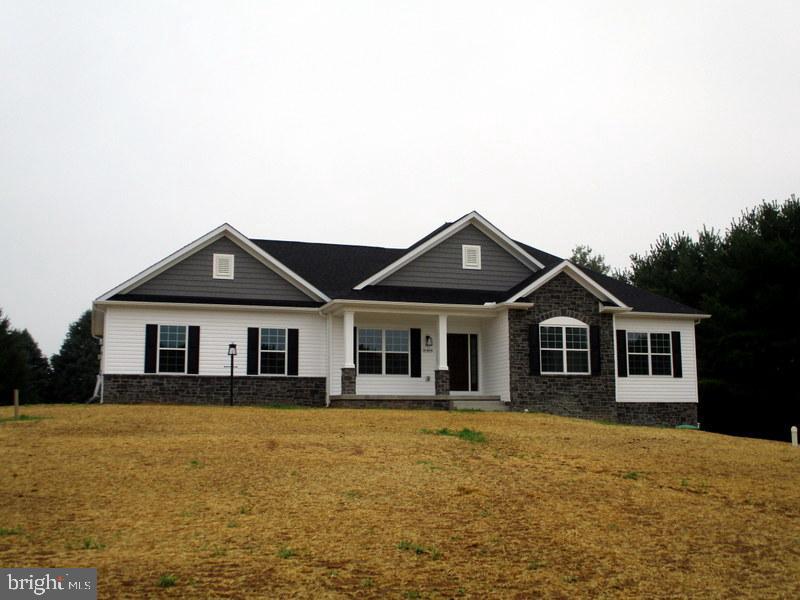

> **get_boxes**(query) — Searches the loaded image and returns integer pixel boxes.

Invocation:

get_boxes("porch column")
[341,310,356,395]
[343,310,355,368]
[435,314,450,395]
[437,314,448,369]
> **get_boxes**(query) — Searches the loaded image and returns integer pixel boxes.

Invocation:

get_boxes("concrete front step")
[450,399,510,412]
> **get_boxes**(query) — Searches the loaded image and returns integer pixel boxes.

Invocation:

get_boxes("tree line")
[0,310,99,405]
[572,195,799,440]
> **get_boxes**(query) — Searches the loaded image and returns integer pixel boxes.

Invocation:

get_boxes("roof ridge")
[251,238,404,251]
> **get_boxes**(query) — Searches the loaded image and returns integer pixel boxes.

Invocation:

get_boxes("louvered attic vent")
[213,253,235,279]
[462,244,481,270]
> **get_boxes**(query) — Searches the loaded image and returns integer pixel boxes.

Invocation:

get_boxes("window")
[627,332,672,376]
[158,325,187,373]
[539,318,590,375]
[358,328,410,375]
[213,253,234,279]
[385,330,409,375]
[260,328,286,375]
[462,244,481,269]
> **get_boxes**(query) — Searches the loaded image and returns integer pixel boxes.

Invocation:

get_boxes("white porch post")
[343,310,355,368]
[437,313,448,370]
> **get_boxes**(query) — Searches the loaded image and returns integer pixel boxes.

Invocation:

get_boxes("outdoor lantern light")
[227,343,237,406]
[425,335,433,348]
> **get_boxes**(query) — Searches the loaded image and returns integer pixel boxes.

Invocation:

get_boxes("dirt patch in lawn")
[1,404,799,598]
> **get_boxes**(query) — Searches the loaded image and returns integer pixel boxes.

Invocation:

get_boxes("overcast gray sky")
[2,1,798,356]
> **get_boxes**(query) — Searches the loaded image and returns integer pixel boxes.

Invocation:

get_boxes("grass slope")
[1,405,799,598]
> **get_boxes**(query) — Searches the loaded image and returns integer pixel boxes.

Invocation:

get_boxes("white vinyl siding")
[103,305,326,377]
[615,315,699,403]
[482,309,510,402]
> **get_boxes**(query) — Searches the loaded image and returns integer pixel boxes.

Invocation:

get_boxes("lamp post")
[228,343,237,406]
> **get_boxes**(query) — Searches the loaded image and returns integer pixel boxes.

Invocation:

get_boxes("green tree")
[0,309,51,404]
[626,196,800,439]
[569,244,611,274]
[50,310,100,403]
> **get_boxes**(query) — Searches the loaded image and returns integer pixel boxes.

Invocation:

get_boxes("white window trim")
[213,253,235,280]
[462,244,482,270]
[259,327,287,376]
[157,324,188,375]
[539,323,590,376]
[357,328,411,376]
[627,331,672,377]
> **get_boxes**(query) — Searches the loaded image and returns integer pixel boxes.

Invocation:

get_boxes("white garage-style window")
[358,328,410,375]
[627,332,672,376]
[158,325,187,373]
[539,317,590,375]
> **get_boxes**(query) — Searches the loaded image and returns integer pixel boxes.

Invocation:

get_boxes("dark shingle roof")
[250,233,703,314]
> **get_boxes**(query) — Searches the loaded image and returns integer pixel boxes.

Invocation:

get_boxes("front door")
[447,333,478,392]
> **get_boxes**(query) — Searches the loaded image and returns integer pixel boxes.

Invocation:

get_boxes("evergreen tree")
[569,244,611,274]
[50,310,100,403]
[626,196,800,439]
[0,309,50,404]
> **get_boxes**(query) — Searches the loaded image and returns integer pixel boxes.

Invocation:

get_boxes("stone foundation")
[434,370,450,395]
[616,402,698,427]
[341,367,356,395]
[329,395,450,410]
[103,374,326,407]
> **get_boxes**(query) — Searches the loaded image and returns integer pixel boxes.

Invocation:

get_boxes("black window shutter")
[410,328,421,377]
[144,324,158,373]
[187,326,200,374]
[247,327,259,375]
[671,331,683,378]
[353,327,358,370]
[287,329,299,376]
[528,324,540,375]
[590,325,601,375]
[616,329,628,377]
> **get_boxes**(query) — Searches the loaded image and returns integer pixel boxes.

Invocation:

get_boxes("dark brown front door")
[447,334,478,392]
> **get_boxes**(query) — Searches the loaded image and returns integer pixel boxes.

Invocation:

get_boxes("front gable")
[354,212,545,292]
[380,224,534,291]
[128,236,315,303]
[96,224,330,304]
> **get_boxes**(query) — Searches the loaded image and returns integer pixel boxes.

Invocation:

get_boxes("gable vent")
[462,244,482,270]
[213,253,235,279]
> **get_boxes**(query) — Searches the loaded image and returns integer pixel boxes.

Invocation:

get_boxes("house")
[91,212,709,425]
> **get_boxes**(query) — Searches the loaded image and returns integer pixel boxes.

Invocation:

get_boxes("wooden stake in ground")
[13,389,19,419]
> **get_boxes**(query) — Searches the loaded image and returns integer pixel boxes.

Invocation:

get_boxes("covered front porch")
[322,300,514,406]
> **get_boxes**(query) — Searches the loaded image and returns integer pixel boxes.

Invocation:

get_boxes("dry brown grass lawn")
[1,404,799,599]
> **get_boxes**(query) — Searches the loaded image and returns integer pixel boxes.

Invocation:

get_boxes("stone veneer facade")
[508,272,697,426]
[509,272,618,421]
[103,374,326,407]
[434,370,450,395]
[341,367,356,395]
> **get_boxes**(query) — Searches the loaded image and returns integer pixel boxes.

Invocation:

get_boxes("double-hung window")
[627,332,671,376]
[260,328,286,375]
[539,318,590,375]
[358,328,410,375]
[158,325,187,373]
